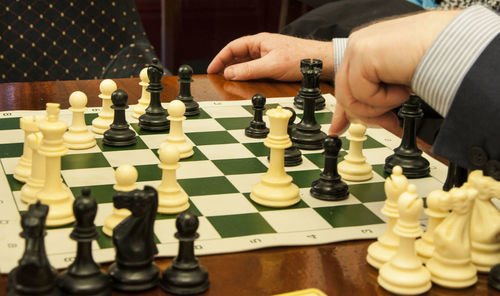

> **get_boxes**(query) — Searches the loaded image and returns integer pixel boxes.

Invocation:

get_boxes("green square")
[96,136,148,151]
[215,117,253,130]
[242,192,308,211]
[156,200,202,220]
[242,103,279,114]
[61,153,110,170]
[243,142,269,157]
[212,158,268,175]
[6,174,23,191]
[186,131,238,146]
[70,184,115,203]
[349,182,386,203]
[296,111,332,124]
[373,164,390,179]
[288,170,322,188]
[340,135,384,150]
[96,226,160,249]
[0,117,20,130]
[130,123,170,136]
[186,108,211,120]
[84,113,99,126]
[152,146,208,162]
[304,151,346,168]
[0,143,24,158]
[134,164,162,182]
[178,176,238,196]
[314,204,384,227]
[207,213,276,238]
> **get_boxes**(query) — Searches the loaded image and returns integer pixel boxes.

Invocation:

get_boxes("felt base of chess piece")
[138,112,170,131]
[384,153,430,179]
[181,99,200,117]
[7,267,59,296]
[489,264,500,290]
[289,126,326,150]
[57,271,110,296]
[310,175,349,201]
[108,263,159,292]
[245,123,269,138]
[103,127,137,147]
[293,95,325,111]
[159,263,210,295]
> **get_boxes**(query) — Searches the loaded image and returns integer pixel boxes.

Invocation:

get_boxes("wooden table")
[0,75,496,296]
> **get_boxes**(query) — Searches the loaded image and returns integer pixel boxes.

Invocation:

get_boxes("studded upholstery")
[0,0,167,82]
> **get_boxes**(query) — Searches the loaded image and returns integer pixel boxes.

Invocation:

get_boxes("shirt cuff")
[411,5,500,117]
[333,38,348,75]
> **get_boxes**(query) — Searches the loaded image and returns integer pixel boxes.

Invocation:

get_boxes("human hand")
[329,10,460,136]
[207,33,333,82]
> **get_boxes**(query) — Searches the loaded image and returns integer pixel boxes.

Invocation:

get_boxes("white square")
[12,191,28,212]
[225,173,262,193]
[261,208,332,232]
[139,134,168,149]
[95,202,114,226]
[190,193,257,216]
[0,130,24,144]
[362,201,387,222]
[197,143,254,160]
[409,177,444,198]
[282,155,320,172]
[1,157,19,175]
[62,167,116,187]
[103,149,159,167]
[366,128,401,150]
[228,129,267,144]
[301,188,361,208]
[363,147,394,165]
[45,227,77,255]
[184,118,225,133]
[203,105,252,118]
[178,160,223,179]
[155,216,221,243]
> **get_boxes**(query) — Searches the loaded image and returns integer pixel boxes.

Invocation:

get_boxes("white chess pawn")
[20,132,45,204]
[426,186,477,288]
[63,91,96,149]
[102,164,137,236]
[13,116,39,183]
[157,144,189,214]
[92,79,116,134]
[164,99,193,159]
[132,67,150,119]
[378,184,431,295]
[338,123,372,181]
[367,165,408,269]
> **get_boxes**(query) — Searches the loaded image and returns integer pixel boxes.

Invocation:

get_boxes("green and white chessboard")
[0,94,448,273]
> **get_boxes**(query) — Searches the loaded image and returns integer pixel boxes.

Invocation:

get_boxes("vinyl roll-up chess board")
[0,94,448,273]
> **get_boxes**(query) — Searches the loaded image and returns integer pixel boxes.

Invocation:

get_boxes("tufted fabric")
[0,0,168,82]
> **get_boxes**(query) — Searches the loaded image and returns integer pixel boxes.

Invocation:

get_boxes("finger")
[207,36,261,74]
[351,112,400,131]
[329,104,350,136]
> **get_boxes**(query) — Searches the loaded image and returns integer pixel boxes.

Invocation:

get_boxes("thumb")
[329,104,350,136]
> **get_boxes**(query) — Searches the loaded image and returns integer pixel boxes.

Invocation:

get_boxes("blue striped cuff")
[412,5,500,117]
[333,38,348,75]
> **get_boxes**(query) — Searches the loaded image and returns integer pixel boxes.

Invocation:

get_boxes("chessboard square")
[62,167,116,187]
[314,204,384,228]
[197,143,253,160]
[261,208,332,232]
[363,147,394,165]
[190,193,257,216]
[183,118,225,133]
[96,136,148,152]
[242,192,309,212]
[185,108,212,120]
[301,188,361,208]
[45,227,76,254]
[61,153,110,170]
[288,170,322,188]
[6,174,23,191]
[12,191,28,212]
[139,134,169,149]
[283,155,325,172]
[155,216,221,244]
[65,144,102,155]
[0,130,23,144]
[1,157,19,174]
[84,113,99,125]
[203,105,253,118]
[177,160,222,179]
[243,142,269,157]
[349,182,386,203]
[186,131,238,146]
[241,103,280,114]
[215,117,253,130]
[410,177,444,199]
[212,158,268,175]
[225,173,263,193]
[207,213,276,238]
[0,143,24,158]
[296,111,332,124]
[228,129,268,144]
[366,129,401,149]
[0,117,20,130]
[156,200,202,220]
[95,203,114,226]
[304,153,324,168]
[135,164,162,182]
[372,164,389,179]
[178,176,238,196]
[180,146,208,162]
[364,135,387,149]
[130,123,167,136]
[96,226,115,249]
[70,184,115,204]
[103,149,159,167]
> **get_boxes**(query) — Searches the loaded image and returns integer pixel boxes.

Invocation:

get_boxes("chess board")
[0,94,449,273]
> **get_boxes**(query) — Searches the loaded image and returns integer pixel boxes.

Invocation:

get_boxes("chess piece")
[442,161,468,191]
[283,107,302,166]
[102,89,137,147]
[14,116,39,183]
[164,100,194,159]
[92,79,117,134]
[245,94,269,138]
[378,184,431,295]
[20,131,45,204]
[384,95,430,178]
[415,189,450,263]
[338,123,373,181]
[468,170,500,273]
[177,64,200,116]
[251,106,300,207]
[63,91,96,150]
[310,136,349,201]
[367,166,408,269]
[293,58,325,110]
[36,103,75,227]
[138,58,170,131]
[426,186,478,288]
[289,59,326,150]
[159,210,210,294]
[7,202,58,296]
[102,164,137,237]
[158,144,190,214]
[108,186,159,292]
[132,67,151,119]
[57,188,110,296]
[489,264,500,290]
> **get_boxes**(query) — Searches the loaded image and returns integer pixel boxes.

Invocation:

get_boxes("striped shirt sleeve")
[333,38,348,75]
[411,5,500,117]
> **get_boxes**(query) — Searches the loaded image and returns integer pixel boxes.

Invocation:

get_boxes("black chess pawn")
[489,264,500,291]
[245,94,269,138]
[7,201,59,296]
[310,136,349,201]
[139,58,170,131]
[384,95,430,178]
[103,89,137,147]
[108,186,159,292]
[57,188,110,295]
[177,64,200,116]
[159,210,210,295]
[293,59,325,110]
[442,162,468,191]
